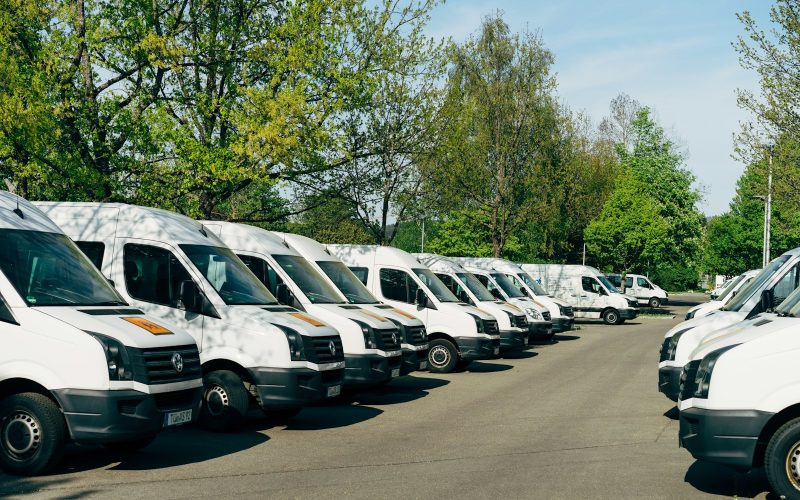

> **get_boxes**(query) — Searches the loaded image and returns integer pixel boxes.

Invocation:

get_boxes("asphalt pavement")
[0,293,775,499]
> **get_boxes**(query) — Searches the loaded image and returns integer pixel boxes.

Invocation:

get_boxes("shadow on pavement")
[463,361,513,373]
[284,403,383,431]
[501,351,538,360]
[684,460,770,498]
[663,406,679,420]
[0,474,101,497]
[340,375,451,406]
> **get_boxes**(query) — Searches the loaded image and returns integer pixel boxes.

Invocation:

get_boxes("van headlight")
[503,310,516,327]
[692,344,739,399]
[276,325,306,361]
[666,328,691,361]
[88,332,133,381]
[468,314,484,333]
[354,320,377,349]
[525,308,541,320]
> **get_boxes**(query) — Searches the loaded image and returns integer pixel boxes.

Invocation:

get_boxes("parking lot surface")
[0,294,774,499]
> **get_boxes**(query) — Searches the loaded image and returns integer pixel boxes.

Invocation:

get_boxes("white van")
[415,254,530,352]
[605,274,668,308]
[37,203,345,432]
[677,287,800,498]
[328,245,501,373]
[452,258,573,334]
[522,264,639,325]
[0,193,202,475]
[685,269,760,320]
[278,232,429,375]
[710,277,735,300]
[202,223,405,387]
[658,249,800,402]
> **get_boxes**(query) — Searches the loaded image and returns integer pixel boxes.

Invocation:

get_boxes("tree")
[584,174,669,282]
[598,93,641,153]
[425,13,558,257]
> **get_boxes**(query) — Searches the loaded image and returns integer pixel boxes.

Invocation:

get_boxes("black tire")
[0,393,67,476]
[427,339,459,373]
[262,407,302,422]
[602,308,621,325]
[648,297,661,308]
[199,370,250,432]
[765,418,800,499]
[103,434,157,453]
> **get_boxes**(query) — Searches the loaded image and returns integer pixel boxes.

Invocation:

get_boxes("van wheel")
[103,434,157,453]
[200,370,250,432]
[602,308,621,325]
[765,417,800,498]
[428,339,458,373]
[262,407,302,422]
[0,393,67,476]
[648,297,661,308]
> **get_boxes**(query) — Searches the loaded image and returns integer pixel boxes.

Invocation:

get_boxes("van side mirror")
[458,290,470,304]
[761,288,775,312]
[490,288,503,300]
[179,280,201,312]
[415,288,428,308]
[275,283,295,306]
[107,278,115,287]
[599,288,608,296]
[519,287,529,297]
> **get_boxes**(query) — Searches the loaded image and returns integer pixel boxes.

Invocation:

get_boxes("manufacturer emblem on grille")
[391,332,398,345]
[171,352,184,373]
[328,340,336,356]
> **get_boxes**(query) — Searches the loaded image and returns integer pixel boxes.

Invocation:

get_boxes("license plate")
[164,409,192,427]
[391,368,400,378]
[327,385,341,398]
[493,347,500,355]
[420,361,428,370]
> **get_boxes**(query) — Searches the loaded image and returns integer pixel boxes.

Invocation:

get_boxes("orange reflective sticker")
[390,308,418,320]
[504,303,522,312]
[359,310,387,322]
[289,312,325,327]
[122,317,173,335]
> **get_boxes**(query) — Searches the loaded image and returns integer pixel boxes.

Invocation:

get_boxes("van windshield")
[413,268,459,302]
[316,260,377,304]
[490,272,525,298]
[181,244,278,305]
[715,274,746,303]
[274,255,345,304]
[518,272,549,295]
[0,229,126,307]
[776,286,800,316]
[722,255,791,312]
[597,275,620,294]
[456,272,495,301]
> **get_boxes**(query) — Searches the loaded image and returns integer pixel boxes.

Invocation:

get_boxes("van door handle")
[579,295,588,298]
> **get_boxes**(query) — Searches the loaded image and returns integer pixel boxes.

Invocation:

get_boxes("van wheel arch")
[754,403,800,467]
[201,360,255,386]
[426,331,457,344]
[0,379,58,407]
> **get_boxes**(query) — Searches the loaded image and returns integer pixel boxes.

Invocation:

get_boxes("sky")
[424,0,774,216]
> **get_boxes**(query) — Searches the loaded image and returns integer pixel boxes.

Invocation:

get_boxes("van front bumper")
[52,387,202,443]
[658,366,681,401]
[551,317,573,333]
[499,329,528,352]
[621,308,639,320]
[527,321,554,341]
[457,336,499,360]
[401,345,429,374]
[344,354,402,386]
[679,407,773,469]
[250,366,345,407]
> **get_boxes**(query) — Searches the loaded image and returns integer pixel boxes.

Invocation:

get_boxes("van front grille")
[302,335,344,364]
[375,327,402,351]
[130,345,202,385]
[483,319,499,335]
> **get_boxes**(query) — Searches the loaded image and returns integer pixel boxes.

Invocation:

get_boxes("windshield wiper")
[91,300,129,306]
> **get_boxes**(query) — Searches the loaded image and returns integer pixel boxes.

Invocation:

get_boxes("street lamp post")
[762,146,774,267]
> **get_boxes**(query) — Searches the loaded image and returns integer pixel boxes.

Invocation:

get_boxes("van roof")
[200,222,299,257]
[0,192,62,233]
[451,257,522,273]
[277,232,336,262]
[36,202,224,246]
[414,253,467,273]
[521,263,604,276]
[326,245,425,269]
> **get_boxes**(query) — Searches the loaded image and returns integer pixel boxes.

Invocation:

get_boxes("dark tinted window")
[317,261,376,304]
[238,255,284,295]
[436,273,466,297]
[380,268,419,304]
[76,241,105,269]
[181,245,276,305]
[350,267,369,285]
[124,244,194,308]
[637,277,650,288]
[582,276,602,294]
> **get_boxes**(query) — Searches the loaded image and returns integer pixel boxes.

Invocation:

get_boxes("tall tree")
[598,93,641,153]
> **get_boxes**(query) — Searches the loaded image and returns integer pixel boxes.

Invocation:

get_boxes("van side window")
[75,241,105,269]
[772,264,800,307]
[237,254,284,295]
[582,276,602,294]
[637,277,650,288]
[124,244,194,307]
[624,277,633,288]
[350,267,369,285]
[435,273,465,297]
[380,268,418,303]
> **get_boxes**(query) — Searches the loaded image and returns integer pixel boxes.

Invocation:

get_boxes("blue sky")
[425,1,773,216]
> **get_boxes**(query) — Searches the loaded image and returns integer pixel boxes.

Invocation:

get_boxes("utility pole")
[763,146,774,267]
[582,243,586,265]
[420,219,425,253]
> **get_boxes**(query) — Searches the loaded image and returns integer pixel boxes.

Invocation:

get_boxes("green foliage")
[584,173,669,274]
[423,210,522,258]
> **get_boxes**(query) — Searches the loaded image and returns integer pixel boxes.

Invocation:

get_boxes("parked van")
[710,277,735,300]
[658,249,800,401]
[202,223,404,387]
[37,203,345,432]
[0,194,202,474]
[522,264,639,325]
[416,254,530,352]
[678,286,800,498]
[453,258,573,334]
[605,273,668,308]
[685,269,760,320]
[279,232,429,375]
[328,245,501,373]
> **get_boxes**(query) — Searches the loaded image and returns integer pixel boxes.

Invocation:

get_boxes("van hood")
[362,303,424,327]
[447,302,495,320]
[242,305,340,338]
[665,309,732,338]
[690,313,790,361]
[35,307,197,349]
[542,295,568,307]
[311,303,398,329]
